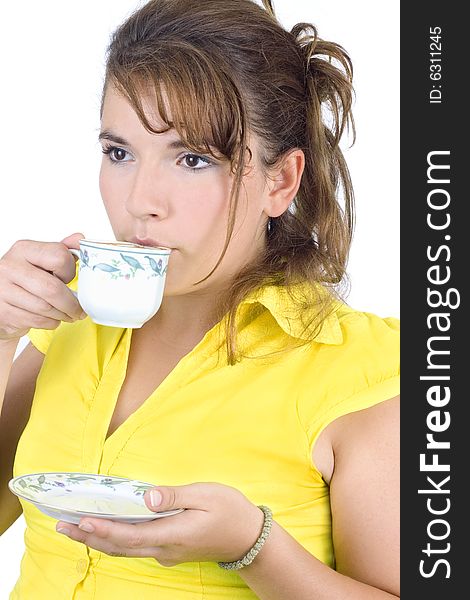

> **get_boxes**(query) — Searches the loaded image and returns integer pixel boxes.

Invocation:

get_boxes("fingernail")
[150,490,162,508]
[78,522,95,533]
[57,526,70,536]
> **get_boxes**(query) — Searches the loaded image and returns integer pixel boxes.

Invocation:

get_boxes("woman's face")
[99,84,270,298]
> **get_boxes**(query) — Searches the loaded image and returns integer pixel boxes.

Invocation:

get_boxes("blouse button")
[76,558,88,574]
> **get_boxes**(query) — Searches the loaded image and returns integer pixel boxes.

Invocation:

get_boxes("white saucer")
[9,472,184,524]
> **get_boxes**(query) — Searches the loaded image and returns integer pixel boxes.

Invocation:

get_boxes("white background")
[0,1,399,596]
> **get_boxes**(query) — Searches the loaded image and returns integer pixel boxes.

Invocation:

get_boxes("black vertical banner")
[401,2,467,598]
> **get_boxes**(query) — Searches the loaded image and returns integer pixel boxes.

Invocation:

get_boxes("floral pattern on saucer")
[9,472,184,524]
[11,472,153,499]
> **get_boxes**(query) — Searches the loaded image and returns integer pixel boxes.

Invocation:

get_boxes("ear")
[264,149,305,218]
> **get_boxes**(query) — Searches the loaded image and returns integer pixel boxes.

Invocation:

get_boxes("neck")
[139,287,227,352]
[142,234,268,351]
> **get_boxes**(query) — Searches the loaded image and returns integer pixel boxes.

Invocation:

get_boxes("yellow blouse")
[11,271,399,599]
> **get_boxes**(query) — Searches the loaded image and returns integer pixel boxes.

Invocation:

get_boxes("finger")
[56,521,159,558]
[8,259,83,320]
[59,232,85,248]
[0,299,70,330]
[11,239,78,284]
[58,517,165,551]
[144,482,217,513]
[1,281,76,323]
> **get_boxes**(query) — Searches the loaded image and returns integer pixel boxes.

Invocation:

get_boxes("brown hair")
[101,0,355,364]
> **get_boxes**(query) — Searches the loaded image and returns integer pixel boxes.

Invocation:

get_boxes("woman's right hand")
[0,233,86,342]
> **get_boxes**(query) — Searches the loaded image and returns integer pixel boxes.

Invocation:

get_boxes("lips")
[128,236,172,249]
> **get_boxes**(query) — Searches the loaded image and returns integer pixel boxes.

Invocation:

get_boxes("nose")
[124,163,169,220]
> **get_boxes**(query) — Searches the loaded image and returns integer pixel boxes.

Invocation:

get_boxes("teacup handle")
[68,248,80,298]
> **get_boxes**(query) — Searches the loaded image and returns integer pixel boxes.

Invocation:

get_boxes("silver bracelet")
[218,505,273,570]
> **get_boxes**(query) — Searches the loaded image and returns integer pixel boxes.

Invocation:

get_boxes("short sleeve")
[298,310,400,454]
[27,262,79,355]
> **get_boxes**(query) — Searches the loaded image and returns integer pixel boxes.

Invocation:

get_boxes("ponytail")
[292,22,355,145]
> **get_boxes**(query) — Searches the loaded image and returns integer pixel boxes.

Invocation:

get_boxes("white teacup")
[68,239,172,328]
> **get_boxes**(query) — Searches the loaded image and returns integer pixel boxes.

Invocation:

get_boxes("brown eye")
[101,145,131,163]
[111,148,127,161]
[181,153,211,170]
[185,155,200,168]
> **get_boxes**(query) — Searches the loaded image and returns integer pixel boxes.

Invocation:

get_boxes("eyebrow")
[98,129,186,150]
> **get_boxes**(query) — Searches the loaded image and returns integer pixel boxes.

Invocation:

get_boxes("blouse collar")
[240,282,344,345]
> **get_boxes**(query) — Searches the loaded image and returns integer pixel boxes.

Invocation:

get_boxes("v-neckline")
[103,327,193,442]
[101,319,225,448]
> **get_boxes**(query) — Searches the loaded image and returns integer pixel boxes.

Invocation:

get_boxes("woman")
[0,0,399,598]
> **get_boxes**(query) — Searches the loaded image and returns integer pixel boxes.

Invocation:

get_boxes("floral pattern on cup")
[78,249,168,280]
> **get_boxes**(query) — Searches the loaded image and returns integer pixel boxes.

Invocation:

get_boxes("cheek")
[99,164,121,218]
[174,175,232,245]
[99,164,110,206]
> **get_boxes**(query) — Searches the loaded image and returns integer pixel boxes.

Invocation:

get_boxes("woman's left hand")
[55,482,265,567]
